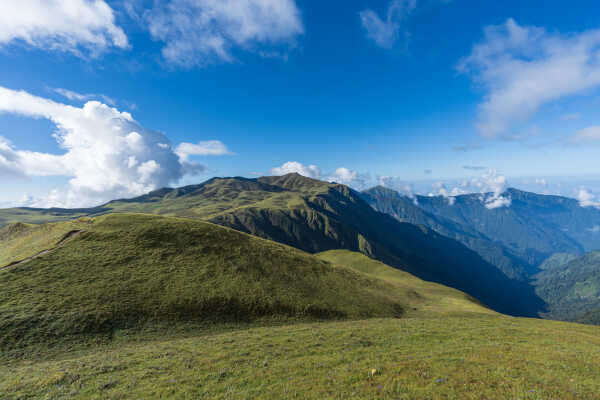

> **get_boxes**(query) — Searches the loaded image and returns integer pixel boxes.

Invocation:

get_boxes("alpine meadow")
[2,0,600,399]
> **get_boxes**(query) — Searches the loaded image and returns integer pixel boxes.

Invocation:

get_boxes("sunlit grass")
[2,316,599,399]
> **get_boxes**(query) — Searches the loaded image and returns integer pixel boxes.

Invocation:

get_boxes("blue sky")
[1,0,600,207]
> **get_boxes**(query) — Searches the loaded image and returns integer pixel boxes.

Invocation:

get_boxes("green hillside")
[0,174,545,317]
[534,251,600,321]
[0,213,493,357]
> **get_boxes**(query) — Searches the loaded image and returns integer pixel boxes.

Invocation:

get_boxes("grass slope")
[2,316,600,399]
[316,250,489,317]
[0,221,85,267]
[0,213,492,358]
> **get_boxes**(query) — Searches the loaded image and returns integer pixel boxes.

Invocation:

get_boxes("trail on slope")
[0,230,84,271]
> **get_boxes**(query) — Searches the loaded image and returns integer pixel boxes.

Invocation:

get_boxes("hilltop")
[0,213,491,357]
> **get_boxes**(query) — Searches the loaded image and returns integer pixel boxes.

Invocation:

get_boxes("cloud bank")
[142,0,304,66]
[0,0,128,55]
[459,18,600,138]
[0,87,228,207]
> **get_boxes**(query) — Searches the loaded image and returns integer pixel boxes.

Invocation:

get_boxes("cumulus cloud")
[141,0,303,67]
[270,161,321,179]
[0,0,128,56]
[578,188,600,208]
[466,170,512,209]
[359,0,416,49]
[328,167,371,190]
[0,86,227,207]
[458,18,600,138]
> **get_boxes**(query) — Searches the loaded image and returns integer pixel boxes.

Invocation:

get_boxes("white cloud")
[270,161,320,179]
[473,170,511,209]
[142,0,303,67]
[588,225,600,233]
[578,188,600,208]
[0,0,128,56]
[459,18,600,138]
[329,167,356,184]
[428,182,458,205]
[359,0,416,49]
[176,141,232,162]
[571,126,600,143]
[53,88,116,106]
[328,167,371,190]
[0,86,227,207]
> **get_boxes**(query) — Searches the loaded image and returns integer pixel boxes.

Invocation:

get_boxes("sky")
[1,0,600,208]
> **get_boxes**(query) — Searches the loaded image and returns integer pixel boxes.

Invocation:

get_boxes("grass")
[0,220,85,267]
[317,250,491,317]
[0,213,491,359]
[2,315,600,399]
[2,213,600,398]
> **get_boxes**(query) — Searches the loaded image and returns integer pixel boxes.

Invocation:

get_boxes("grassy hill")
[2,213,600,398]
[0,213,493,358]
[0,174,545,317]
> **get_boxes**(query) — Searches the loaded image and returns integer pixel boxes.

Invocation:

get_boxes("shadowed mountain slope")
[412,189,600,266]
[361,186,535,281]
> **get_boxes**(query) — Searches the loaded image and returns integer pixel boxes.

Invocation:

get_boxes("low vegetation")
[2,212,600,398]
[0,213,491,359]
[2,316,599,399]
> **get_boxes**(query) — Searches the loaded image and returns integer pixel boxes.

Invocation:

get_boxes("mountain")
[362,186,535,280]
[534,251,600,321]
[1,213,496,353]
[0,174,543,317]
[412,188,600,266]
[3,187,600,399]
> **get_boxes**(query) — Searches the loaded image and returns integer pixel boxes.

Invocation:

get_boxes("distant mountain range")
[2,173,600,322]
